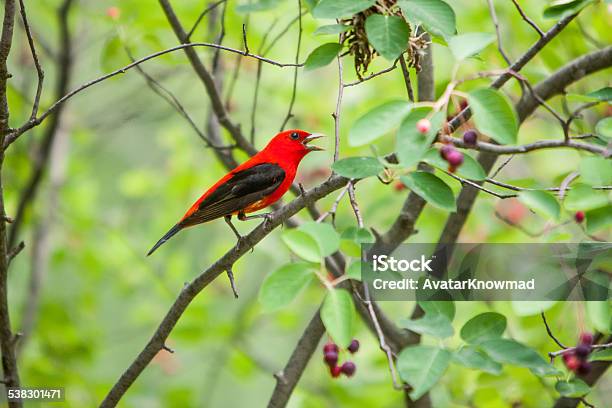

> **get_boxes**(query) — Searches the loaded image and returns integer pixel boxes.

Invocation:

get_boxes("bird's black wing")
[180,162,285,227]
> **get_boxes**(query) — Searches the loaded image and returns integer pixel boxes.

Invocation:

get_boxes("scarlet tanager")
[147,129,324,256]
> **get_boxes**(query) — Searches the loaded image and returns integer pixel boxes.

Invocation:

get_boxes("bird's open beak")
[303,133,325,151]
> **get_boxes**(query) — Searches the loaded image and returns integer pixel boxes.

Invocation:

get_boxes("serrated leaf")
[480,339,556,375]
[448,33,495,60]
[349,101,412,146]
[332,157,384,179]
[564,184,610,212]
[543,0,597,20]
[468,88,518,145]
[422,148,487,181]
[401,172,456,212]
[312,0,376,19]
[460,312,507,344]
[314,24,351,36]
[397,346,452,399]
[259,263,315,311]
[365,14,410,60]
[320,288,355,348]
[398,0,456,39]
[299,222,340,258]
[398,313,454,338]
[396,108,444,168]
[595,117,612,140]
[453,346,502,375]
[304,43,342,71]
[281,230,321,262]
[518,190,560,220]
[555,379,590,397]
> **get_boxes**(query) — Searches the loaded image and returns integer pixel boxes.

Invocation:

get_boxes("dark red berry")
[463,130,478,145]
[446,150,464,167]
[340,361,356,377]
[562,352,573,363]
[324,351,338,367]
[575,344,591,359]
[459,100,468,110]
[565,355,581,372]
[348,339,360,354]
[440,145,454,160]
[580,332,594,345]
[574,211,585,223]
[330,365,342,378]
[577,361,592,375]
[323,342,339,354]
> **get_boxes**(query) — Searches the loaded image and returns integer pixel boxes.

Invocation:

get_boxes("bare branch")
[185,0,226,41]
[18,0,44,121]
[279,0,302,131]
[443,135,607,156]
[511,0,545,37]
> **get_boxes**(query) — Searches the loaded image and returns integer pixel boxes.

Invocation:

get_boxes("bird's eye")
[290,132,299,140]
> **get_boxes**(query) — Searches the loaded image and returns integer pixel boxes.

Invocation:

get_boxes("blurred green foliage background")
[5,0,611,406]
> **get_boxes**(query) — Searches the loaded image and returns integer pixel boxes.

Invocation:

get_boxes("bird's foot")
[226,267,239,298]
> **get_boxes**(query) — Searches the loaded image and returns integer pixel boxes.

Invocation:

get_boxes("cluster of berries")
[438,130,478,173]
[563,332,594,375]
[323,339,359,378]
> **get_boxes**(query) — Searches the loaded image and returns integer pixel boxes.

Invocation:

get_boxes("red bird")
[147,129,323,256]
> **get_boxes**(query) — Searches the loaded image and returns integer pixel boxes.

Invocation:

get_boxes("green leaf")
[365,15,410,61]
[587,87,612,102]
[447,33,495,60]
[555,379,590,397]
[398,314,454,338]
[332,157,384,179]
[312,0,376,19]
[281,230,321,262]
[304,43,342,71]
[453,346,502,375]
[346,261,363,281]
[401,172,456,212]
[349,100,412,146]
[341,226,375,243]
[259,263,315,311]
[320,288,356,348]
[589,348,612,362]
[586,301,611,334]
[299,222,340,258]
[564,184,610,212]
[586,205,612,234]
[419,300,455,321]
[422,148,487,181]
[468,88,518,145]
[396,108,444,168]
[595,117,612,140]
[518,190,560,220]
[543,0,597,20]
[398,0,456,39]
[314,24,351,36]
[580,157,612,185]
[460,312,507,344]
[397,346,452,399]
[480,339,556,375]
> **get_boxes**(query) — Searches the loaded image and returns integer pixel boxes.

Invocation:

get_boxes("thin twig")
[541,312,566,349]
[443,135,607,156]
[279,0,302,131]
[343,61,398,87]
[18,0,44,121]
[487,0,511,65]
[332,56,343,162]
[510,0,544,37]
[398,57,414,101]
[185,0,226,41]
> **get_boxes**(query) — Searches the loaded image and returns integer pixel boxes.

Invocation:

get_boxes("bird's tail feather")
[147,224,181,256]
